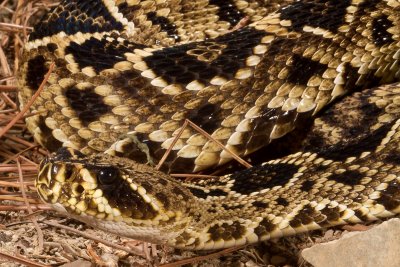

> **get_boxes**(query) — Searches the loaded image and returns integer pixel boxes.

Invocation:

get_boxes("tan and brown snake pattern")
[18,0,400,250]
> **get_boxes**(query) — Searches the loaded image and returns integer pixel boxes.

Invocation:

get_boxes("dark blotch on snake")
[188,103,223,134]
[252,201,269,209]
[209,0,245,26]
[291,204,325,227]
[230,163,300,195]
[376,180,400,211]
[208,189,228,197]
[26,55,48,91]
[276,197,289,206]
[372,15,394,46]
[320,206,341,222]
[172,186,190,201]
[65,85,111,126]
[222,203,244,210]
[254,218,276,237]
[147,11,180,42]
[35,117,62,151]
[328,170,365,186]
[280,0,351,32]
[188,187,208,199]
[312,122,395,161]
[144,27,266,86]
[29,0,123,40]
[65,37,145,73]
[208,221,246,241]
[300,180,316,191]
[286,54,327,86]
[155,192,170,209]
[53,147,85,161]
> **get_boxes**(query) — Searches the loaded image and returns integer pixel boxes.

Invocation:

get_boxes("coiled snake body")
[18,0,400,250]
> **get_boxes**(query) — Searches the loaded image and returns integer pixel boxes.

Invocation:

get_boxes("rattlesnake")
[18,0,400,250]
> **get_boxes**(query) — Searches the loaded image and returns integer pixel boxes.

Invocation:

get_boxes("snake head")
[36,148,194,243]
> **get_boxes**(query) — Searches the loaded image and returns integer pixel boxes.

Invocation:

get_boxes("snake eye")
[97,166,119,185]
[72,183,85,196]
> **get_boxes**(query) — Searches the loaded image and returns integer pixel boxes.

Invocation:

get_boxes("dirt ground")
[0,1,357,266]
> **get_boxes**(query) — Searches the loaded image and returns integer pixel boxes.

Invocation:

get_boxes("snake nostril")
[72,183,85,196]
[76,184,84,194]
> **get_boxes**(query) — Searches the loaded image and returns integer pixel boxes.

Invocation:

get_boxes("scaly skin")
[18,0,400,249]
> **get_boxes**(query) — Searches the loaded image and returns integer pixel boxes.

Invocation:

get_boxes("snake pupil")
[97,166,118,185]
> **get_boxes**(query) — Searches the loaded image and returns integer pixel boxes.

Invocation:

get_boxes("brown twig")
[0,251,51,267]
[0,195,41,204]
[0,164,37,171]
[0,85,18,91]
[186,120,252,168]
[0,22,33,31]
[1,92,17,109]
[0,180,34,187]
[156,119,252,171]
[4,134,47,155]
[156,120,189,170]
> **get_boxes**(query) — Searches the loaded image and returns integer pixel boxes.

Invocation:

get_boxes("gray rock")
[302,218,400,267]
